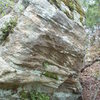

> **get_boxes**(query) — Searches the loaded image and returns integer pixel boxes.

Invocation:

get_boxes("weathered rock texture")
[0,0,85,99]
[80,28,100,100]
[80,62,100,100]
[84,28,100,68]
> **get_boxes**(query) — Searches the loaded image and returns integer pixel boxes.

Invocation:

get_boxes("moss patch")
[48,0,85,19]
[75,0,85,16]
[43,71,58,80]
[62,0,85,16]
[62,0,75,11]
[64,10,73,19]
[80,15,83,23]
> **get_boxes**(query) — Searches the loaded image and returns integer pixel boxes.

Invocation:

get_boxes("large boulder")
[0,0,85,99]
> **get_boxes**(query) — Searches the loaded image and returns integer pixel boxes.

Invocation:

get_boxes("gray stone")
[53,92,81,100]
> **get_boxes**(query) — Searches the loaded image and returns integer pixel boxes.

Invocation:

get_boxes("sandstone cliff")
[0,0,86,99]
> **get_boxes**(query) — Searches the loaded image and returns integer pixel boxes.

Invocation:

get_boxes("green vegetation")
[62,0,85,16]
[0,0,14,16]
[20,90,50,100]
[49,0,74,19]
[0,18,17,41]
[75,0,85,16]
[42,61,58,80]
[84,0,100,28]
[42,61,49,68]
[48,0,85,21]
[20,90,29,100]
[43,71,58,80]
[64,10,73,19]
[80,15,83,23]
[63,0,75,11]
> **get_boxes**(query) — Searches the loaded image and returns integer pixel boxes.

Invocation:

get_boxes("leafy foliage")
[30,91,50,100]
[84,0,100,27]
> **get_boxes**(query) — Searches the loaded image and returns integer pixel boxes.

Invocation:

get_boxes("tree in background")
[84,0,100,28]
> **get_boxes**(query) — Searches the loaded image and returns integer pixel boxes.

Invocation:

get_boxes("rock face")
[80,28,100,100]
[0,0,85,99]
[85,28,100,67]
[80,62,100,100]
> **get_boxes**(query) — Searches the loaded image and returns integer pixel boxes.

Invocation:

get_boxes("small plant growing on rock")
[30,91,50,100]
[43,71,58,80]
[43,61,49,68]
[0,18,17,41]
[68,1,75,11]
[80,15,83,23]
[20,90,50,100]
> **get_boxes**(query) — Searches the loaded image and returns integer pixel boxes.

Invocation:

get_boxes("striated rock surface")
[0,0,85,99]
